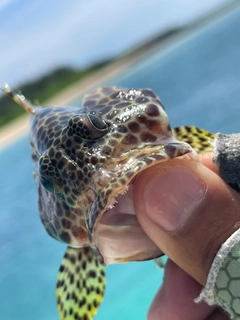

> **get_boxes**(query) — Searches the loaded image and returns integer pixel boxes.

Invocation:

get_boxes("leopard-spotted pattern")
[28,87,192,254]
[4,84,216,319]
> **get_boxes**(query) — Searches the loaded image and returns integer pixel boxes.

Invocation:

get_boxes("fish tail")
[56,246,105,320]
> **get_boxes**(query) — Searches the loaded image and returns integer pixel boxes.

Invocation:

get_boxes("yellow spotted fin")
[172,125,216,153]
[56,246,105,320]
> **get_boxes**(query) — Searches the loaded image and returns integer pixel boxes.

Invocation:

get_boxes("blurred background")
[1,0,240,319]
[0,0,237,129]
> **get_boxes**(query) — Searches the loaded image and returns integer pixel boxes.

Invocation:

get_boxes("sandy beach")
[0,41,162,151]
[1,0,239,151]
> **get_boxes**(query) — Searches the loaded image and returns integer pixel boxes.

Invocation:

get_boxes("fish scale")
[2,84,215,320]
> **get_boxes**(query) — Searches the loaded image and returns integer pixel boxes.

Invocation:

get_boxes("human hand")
[133,153,240,319]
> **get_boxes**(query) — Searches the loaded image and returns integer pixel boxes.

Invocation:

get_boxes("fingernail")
[144,167,206,230]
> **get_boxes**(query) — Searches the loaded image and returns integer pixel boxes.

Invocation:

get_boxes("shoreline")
[1,0,239,151]
[0,57,139,150]
[0,30,173,151]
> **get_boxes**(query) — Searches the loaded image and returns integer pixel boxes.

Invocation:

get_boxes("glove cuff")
[195,228,240,319]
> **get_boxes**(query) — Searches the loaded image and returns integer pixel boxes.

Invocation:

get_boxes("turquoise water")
[1,6,240,320]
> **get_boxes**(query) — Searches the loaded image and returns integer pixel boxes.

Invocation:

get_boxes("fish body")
[3,84,215,319]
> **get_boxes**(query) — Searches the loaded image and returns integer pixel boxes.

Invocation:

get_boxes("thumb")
[133,157,240,285]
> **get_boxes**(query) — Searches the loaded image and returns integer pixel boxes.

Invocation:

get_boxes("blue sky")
[0,0,227,87]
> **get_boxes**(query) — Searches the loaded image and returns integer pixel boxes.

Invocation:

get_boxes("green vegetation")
[0,60,111,127]
[0,27,183,129]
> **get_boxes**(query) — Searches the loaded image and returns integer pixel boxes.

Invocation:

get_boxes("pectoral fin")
[173,126,215,153]
[56,246,105,320]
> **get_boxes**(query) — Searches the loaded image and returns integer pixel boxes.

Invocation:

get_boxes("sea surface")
[1,6,240,320]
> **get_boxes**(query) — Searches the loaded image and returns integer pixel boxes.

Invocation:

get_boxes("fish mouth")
[96,182,163,265]
[92,139,194,265]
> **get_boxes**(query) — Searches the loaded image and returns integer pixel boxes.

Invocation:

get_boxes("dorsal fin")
[172,125,215,154]
[1,83,37,116]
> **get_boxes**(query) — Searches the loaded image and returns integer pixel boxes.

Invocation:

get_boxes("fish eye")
[39,175,55,193]
[68,114,108,140]
[87,114,108,131]
[39,155,63,194]
[39,174,63,194]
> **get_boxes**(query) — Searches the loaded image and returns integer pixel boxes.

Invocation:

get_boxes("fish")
[2,84,215,320]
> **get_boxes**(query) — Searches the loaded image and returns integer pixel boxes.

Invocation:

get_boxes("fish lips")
[90,139,194,265]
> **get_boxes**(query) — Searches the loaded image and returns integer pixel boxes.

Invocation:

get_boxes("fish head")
[4,85,193,265]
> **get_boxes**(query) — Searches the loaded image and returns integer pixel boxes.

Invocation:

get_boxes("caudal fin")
[56,246,105,320]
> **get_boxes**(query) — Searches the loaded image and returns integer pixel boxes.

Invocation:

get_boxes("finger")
[133,157,240,285]
[198,152,218,174]
[148,259,215,320]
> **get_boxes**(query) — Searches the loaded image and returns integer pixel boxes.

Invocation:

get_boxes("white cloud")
[0,0,16,11]
[0,0,228,87]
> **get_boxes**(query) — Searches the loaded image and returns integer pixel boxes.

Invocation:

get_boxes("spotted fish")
[3,84,215,320]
